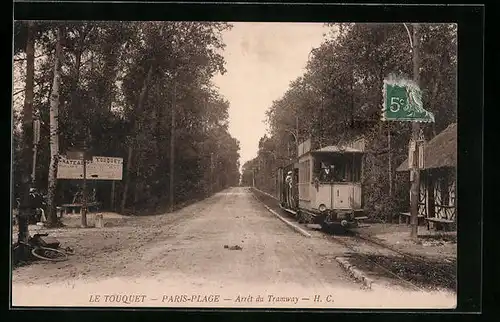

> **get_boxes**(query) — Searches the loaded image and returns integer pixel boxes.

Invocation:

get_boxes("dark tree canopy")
[251,23,457,221]
[12,21,240,214]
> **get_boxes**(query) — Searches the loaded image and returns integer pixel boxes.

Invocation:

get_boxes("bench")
[60,202,101,216]
[398,212,425,225]
[425,217,455,231]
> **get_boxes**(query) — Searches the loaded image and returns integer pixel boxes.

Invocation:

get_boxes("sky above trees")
[213,22,328,168]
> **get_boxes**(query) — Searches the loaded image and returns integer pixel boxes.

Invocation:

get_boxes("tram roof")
[310,145,365,154]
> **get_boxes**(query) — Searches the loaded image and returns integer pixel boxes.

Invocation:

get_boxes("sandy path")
[11,187,456,308]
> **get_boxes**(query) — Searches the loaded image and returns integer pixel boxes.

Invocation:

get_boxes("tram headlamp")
[319,204,327,212]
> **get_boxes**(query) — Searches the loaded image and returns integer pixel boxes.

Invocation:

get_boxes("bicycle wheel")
[31,246,68,262]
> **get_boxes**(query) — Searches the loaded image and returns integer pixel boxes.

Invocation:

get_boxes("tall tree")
[17,20,36,242]
[120,63,154,213]
[46,26,63,227]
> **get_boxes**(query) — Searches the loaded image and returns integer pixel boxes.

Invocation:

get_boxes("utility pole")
[409,23,421,239]
[284,119,299,161]
[210,152,214,194]
[295,112,300,156]
[388,126,393,223]
[388,127,392,197]
[169,79,176,213]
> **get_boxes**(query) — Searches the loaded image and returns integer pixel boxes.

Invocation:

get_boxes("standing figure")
[285,171,293,207]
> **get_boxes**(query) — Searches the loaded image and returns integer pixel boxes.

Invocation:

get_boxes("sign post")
[58,155,123,222]
[83,155,88,227]
[110,180,116,211]
[67,149,93,228]
[57,156,124,180]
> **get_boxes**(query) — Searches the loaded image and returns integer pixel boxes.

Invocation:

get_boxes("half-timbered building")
[396,123,457,231]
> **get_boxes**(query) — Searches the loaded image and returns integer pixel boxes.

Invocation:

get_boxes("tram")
[277,137,367,229]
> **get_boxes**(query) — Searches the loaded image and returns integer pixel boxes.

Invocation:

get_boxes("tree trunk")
[133,178,140,211]
[120,64,154,214]
[17,21,35,243]
[430,56,444,137]
[68,29,84,139]
[120,145,133,213]
[46,26,63,227]
[156,87,163,154]
[169,80,176,212]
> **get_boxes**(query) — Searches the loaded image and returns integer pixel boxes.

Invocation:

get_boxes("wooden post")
[410,23,421,239]
[361,151,365,210]
[81,155,88,228]
[110,180,115,211]
[388,127,392,196]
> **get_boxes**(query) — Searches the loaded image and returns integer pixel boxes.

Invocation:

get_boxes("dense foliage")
[242,23,457,221]
[13,21,241,218]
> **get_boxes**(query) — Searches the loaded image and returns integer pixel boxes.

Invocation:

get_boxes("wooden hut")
[396,123,457,231]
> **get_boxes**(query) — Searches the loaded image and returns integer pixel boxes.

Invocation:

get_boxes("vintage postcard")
[11,19,459,309]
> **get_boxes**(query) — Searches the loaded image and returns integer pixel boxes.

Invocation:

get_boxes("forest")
[13,21,241,227]
[241,23,457,222]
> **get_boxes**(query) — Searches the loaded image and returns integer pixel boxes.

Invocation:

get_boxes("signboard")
[57,156,123,180]
[382,77,435,123]
[33,119,40,145]
[408,140,425,170]
[418,142,424,169]
[408,140,416,169]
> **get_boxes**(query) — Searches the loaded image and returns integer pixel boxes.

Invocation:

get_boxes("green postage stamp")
[382,76,435,123]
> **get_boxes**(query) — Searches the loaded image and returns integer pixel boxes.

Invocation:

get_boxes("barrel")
[94,213,104,228]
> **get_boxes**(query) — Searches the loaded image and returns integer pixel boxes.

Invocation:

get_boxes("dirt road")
[11,187,456,308]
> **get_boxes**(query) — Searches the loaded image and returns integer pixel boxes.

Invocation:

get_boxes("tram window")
[299,160,310,184]
[320,163,334,182]
[311,154,362,182]
[313,160,321,179]
[333,163,346,182]
[352,155,361,182]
